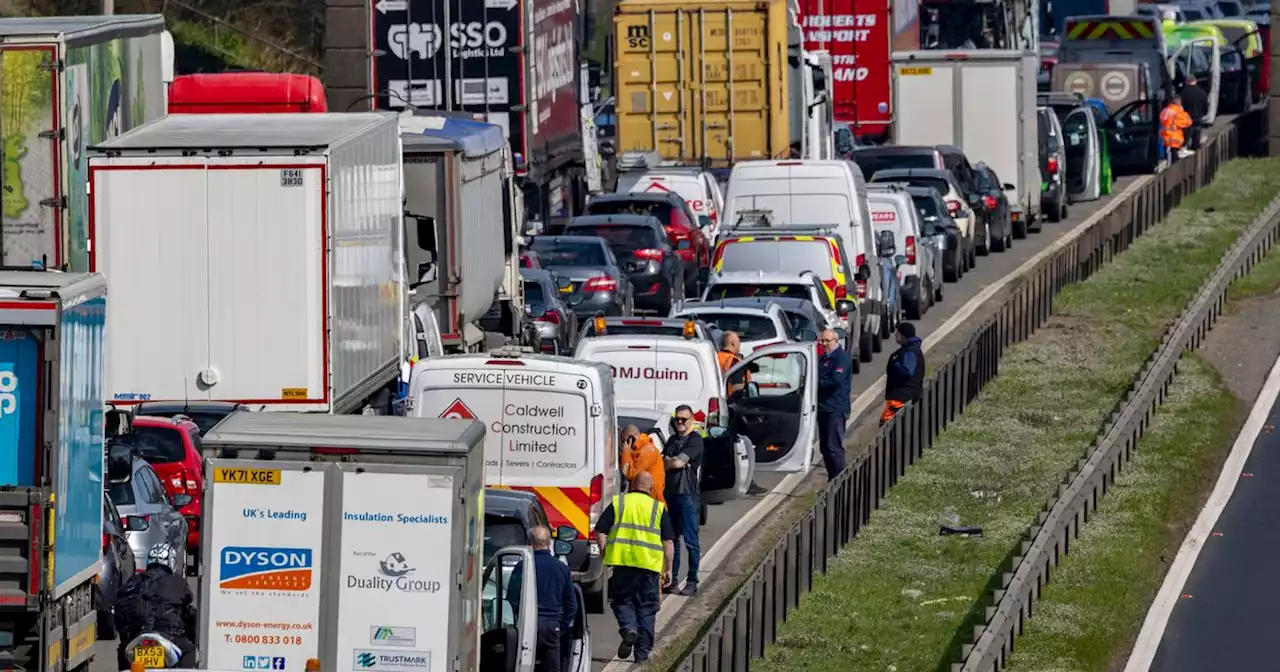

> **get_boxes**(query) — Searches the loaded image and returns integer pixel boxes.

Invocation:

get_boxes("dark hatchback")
[565,214,685,312]
[484,488,601,614]
[904,185,965,282]
[528,235,632,317]
[583,192,708,294]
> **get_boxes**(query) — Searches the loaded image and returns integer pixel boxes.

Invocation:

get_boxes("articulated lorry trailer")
[0,15,169,273]
[88,113,407,413]
[0,271,116,672]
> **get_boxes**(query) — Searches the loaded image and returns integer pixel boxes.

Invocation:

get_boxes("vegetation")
[748,157,1280,672]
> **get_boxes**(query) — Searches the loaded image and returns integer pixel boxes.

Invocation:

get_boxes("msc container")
[892,50,1041,221]
[0,15,168,272]
[0,271,107,671]
[613,0,791,165]
[88,113,405,413]
[197,412,486,672]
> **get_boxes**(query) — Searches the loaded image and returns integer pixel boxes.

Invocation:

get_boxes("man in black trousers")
[1180,75,1210,151]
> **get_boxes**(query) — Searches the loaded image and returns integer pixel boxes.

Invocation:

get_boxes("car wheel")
[849,337,861,373]
[1013,217,1028,239]
[1061,204,1068,221]
[700,503,709,525]
[905,293,922,319]
[859,328,874,363]
[977,223,991,256]
[967,238,976,268]
[943,252,959,282]
[991,229,1006,253]
[933,277,944,302]
[1048,199,1063,222]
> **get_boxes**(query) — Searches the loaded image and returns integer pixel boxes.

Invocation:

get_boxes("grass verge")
[749,157,1280,672]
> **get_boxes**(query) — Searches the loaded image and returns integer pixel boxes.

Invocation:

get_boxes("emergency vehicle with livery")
[404,349,616,612]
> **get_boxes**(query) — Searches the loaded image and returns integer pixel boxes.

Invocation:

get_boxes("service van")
[406,349,616,612]
[721,160,886,353]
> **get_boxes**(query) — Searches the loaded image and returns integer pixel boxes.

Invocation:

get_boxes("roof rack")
[615,151,666,173]
[732,208,777,228]
[489,345,536,358]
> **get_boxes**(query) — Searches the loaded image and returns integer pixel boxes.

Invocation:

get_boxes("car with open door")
[723,342,819,473]
[1038,106,1069,223]
[482,542,590,672]
[1039,92,1105,204]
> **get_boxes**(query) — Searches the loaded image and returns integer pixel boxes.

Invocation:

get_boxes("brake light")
[906,236,917,265]
[535,310,561,325]
[633,249,665,261]
[584,277,618,292]
[620,319,663,325]
[485,360,525,366]
[169,474,183,490]
[588,473,605,519]
[103,533,110,550]
[855,253,867,298]
[1047,157,1059,175]
[312,447,360,455]
[982,195,997,211]
[707,397,721,426]
[947,200,961,215]
[834,283,847,299]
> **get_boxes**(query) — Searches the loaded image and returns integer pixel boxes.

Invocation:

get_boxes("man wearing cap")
[882,322,925,425]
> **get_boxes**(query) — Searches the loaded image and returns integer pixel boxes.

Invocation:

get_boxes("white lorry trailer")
[88,113,405,413]
[0,15,170,272]
[400,113,527,352]
[195,412,587,672]
[891,50,1041,224]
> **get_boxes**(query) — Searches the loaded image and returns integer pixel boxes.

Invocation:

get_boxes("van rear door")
[581,339,710,418]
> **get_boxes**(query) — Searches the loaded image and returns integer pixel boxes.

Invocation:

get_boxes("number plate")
[133,645,166,668]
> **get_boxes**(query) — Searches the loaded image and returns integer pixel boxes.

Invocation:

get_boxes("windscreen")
[717,241,834,279]
[684,311,779,340]
[729,193,849,226]
[523,281,546,307]
[529,239,608,267]
[619,415,660,431]
[852,152,936,177]
[876,175,952,197]
[1219,25,1248,47]
[568,225,660,249]
[585,200,676,225]
[123,426,186,463]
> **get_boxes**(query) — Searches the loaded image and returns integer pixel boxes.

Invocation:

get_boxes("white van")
[616,169,726,237]
[721,160,887,353]
[574,334,726,424]
[406,349,616,610]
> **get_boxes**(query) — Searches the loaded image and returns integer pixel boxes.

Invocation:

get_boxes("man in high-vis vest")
[593,471,675,663]
[1160,94,1194,161]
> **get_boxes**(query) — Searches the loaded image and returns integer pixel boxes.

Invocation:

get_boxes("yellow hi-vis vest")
[603,492,666,573]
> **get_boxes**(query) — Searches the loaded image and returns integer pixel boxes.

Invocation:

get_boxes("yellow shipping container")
[613,0,791,165]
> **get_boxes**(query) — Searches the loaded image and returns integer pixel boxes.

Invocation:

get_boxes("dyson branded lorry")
[0,271,113,672]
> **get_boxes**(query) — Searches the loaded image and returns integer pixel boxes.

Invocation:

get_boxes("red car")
[123,416,205,559]
[584,192,711,294]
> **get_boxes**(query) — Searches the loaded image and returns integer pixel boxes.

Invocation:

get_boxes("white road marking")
[1123,352,1280,671]
[599,175,1153,671]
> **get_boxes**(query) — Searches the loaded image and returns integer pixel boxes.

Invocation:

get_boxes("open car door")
[725,342,818,473]
[1061,106,1101,203]
[567,584,591,672]
[700,424,756,504]
[1168,37,1222,122]
[1104,99,1160,172]
[481,546,538,672]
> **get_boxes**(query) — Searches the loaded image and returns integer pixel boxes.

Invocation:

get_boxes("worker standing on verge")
[620,425,666,504]
[817,329,853,478]
[1179,76,1210,151]
[881,322,925,425]
[507,526,576,672]
[663,405,705,596]
[1160,93,1194,161]
[595,472,675,664]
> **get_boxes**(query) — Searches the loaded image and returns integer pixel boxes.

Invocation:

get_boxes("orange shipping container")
[613,0,791,165]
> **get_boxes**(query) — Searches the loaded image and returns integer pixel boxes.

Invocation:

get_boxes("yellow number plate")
[133,645,167,668]
[899,67,933,75]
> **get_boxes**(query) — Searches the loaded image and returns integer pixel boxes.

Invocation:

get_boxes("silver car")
[108,456,189,571]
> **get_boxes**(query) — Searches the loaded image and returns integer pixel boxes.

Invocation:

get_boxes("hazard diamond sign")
[439,398,477,420]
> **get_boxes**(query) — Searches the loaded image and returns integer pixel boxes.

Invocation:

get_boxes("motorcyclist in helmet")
[114,543,198,669]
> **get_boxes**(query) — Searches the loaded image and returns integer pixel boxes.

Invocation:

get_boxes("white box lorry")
[197,412,587,672]
[87,113,405,414]
[891,50,1042,223]
[0,15,171,272]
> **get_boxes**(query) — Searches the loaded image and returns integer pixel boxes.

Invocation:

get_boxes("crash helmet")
[146,542,179,573]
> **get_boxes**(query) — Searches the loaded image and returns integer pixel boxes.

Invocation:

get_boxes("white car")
[701,270,866,361]
[867,168,979,278]
[668,300,793,355]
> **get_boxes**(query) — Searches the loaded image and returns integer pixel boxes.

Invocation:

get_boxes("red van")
[168,72,328,114]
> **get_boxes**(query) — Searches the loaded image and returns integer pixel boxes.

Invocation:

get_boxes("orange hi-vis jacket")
[620,433,666,504]
[1160,103,1192,150]
[718,349,748,393]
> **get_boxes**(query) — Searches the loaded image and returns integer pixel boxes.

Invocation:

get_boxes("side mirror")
[408,213,438,252]
[555,525,579,542]
[171,493,193,508]
[555,276,573,292]
[105,409,132,438]
[966,193,982,206]
[413,250,439,289]
[698,215,712,228]
[797,327,819,341]
[875,230,896,257]
[894,254,907,268]
[553,540,574,556]
[106,440,133,483]
[567,293,584,307]
[125,516,149,532]
[836,299,855,317]
[1002,182,1016,191]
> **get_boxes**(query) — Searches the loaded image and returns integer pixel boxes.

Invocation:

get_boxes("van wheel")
[991,233,1006,253]
[859,329,874,363]
[905,294,923,320]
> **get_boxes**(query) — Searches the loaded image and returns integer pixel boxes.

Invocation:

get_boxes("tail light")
[584,277,618,292]
[906,236,917,265]
[535,310,561,325]
[588,473,604,520]
[1047,157,1059,175]
[947,200,962,216]
[855,253,868,298]
[982,195,997,211]
[707,397,721,427]
[834,283,848,299]
[103,533,110,550]
[633,248,665,261]
[169,474,183,491]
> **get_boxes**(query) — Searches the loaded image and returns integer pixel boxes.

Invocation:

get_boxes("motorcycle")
[123,632,186,669]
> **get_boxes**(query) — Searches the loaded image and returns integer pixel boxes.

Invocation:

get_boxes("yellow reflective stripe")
[1130,21,1154,38]
[1066,22,1090,39]
[611,537,665,552]
[1108,22,1133,39]
[538,486,589,535]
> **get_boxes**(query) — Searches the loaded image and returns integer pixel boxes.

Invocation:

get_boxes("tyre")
[1061,204,1068,221]
[585,573,607,614]
[859,328,874,363]
[933,278,944,303]
[967,237,976,268]
[700,503,709,525]
[1048,199,1063,222]
[905,293,922,319]
[991,228,1007,252]
[976,223,991,256]
[850,342,862,373]
[943,251,960,282]
[1013,217,1028,239]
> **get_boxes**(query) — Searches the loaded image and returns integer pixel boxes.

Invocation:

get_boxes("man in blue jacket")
[509,526,577,672]
[882,322,925,425]
[817,329,853,478]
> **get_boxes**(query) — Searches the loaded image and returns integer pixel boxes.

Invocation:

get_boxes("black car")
[565,214,685,312]
[528,234,632,317]
[583,192,705,295]
[973,163,1015,252]
[905,185,964,286]
[131,401,247,435]
[98,490,137,639]
[521,268,579,355]
[851,144,983,200]
[483,488,600,615]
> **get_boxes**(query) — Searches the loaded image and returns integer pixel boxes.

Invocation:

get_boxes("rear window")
[123,426,186,463]
[728,193,849,227]
[974,169,995,190]
[684,312,779,341]
[619,415,660,432]
[1219,25,1248,46]
[585,200,677,225]
[568,225,660,249]
[523,281,545,306]
[911,194,943,218]
[783,311,821,339]
[529,239,609,267]
[874,175,952,198]
[852,151,936,177]
[108,481,135,506]
[716,240,835,279]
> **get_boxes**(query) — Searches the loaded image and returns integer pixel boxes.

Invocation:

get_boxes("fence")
[959,135,1280,671]
[672,119,1243,672]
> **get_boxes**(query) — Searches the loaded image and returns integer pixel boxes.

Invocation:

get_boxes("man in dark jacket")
[508,526,577,672]
[663,405,705,596]
[1180,76,1210,151]
[114,543,197,669]
[817,329,854,478]
[882,322,925,425]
